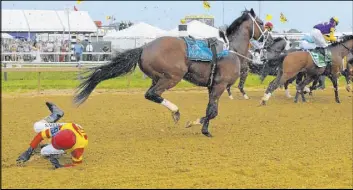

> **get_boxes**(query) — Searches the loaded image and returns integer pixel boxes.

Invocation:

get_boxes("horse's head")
[226,8,265,41]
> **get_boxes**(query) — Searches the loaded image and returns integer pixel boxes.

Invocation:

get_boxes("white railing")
[1,51,113,63]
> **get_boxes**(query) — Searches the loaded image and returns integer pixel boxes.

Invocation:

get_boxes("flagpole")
[258,1,261,18]
[222,1,225,26]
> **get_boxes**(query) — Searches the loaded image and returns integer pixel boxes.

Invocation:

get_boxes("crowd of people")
[1,38,112,63]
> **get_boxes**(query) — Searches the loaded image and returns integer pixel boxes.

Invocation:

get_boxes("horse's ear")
[250,8,256,17]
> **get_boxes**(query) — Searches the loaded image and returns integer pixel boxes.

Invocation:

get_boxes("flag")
[203,1,210,10]
[280,12,288,23]
[74,6,78,11]
[265,14,273,21]
[77,0,83,4]
[106,16,111,20]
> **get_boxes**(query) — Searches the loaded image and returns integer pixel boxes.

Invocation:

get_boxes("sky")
[2,1,353,32]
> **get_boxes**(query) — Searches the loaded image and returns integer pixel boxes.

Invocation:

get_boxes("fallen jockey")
[16,102,88,169]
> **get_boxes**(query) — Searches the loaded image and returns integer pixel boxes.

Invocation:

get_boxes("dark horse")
[226,33,290,100]
[260,35,353,105]
[73,9,265,137]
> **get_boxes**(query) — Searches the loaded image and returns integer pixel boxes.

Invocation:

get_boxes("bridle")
[224,13,267,63]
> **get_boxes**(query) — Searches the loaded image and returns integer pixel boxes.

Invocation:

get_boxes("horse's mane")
[225,10,251,36]
[273,37,284,43]
[330,35,353,47]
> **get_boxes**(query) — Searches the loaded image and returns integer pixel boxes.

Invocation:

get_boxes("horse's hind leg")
[145,77,182,123]
[238,64,250,100]
[260,69,285,105]
[284,77,295,98]
[294,75,315,103]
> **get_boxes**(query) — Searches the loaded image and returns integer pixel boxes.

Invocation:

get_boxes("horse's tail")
[73,47,143,106]
[260,53,287,82]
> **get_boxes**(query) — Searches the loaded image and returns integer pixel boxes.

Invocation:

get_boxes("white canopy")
[1,9,97,33]
[159,20,220,39]
[103,22,166,50]
[1,33,14,39]
[103,22,166,39]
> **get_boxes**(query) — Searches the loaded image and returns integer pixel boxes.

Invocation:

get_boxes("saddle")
[182,36,229,87]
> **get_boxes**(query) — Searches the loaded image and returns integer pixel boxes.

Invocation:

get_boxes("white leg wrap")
[285,89,292,98]
[161,99,178,112]
[262,93,272,101]
[243,94,250,100]
[304,86,310,93]
[41,144,65,156]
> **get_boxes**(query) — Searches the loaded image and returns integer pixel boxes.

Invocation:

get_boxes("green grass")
[1,68,347,93]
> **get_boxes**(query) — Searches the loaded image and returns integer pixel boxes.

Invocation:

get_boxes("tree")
[119,21,134,30]
[287,28,301,33]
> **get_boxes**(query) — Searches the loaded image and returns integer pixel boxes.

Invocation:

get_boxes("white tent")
[103,22,166,50]
[1,9,97,33]
[159,20,220,39]
[1,33,14,39]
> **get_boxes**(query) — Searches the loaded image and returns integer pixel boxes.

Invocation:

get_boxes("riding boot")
[48,154,63,169]
[42,102,64,123]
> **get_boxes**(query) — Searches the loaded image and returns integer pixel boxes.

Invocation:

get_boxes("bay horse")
[260,35,353,105]
[226,34,289,100]
[73,8,265,137]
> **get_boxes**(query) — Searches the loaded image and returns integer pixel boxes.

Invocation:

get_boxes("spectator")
[47,41,54,62]
[102,45,109,61]
[74,40,84,67]
[86,41,93,61]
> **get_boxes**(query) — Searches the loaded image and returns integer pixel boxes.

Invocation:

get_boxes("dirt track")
[2,88,352,188]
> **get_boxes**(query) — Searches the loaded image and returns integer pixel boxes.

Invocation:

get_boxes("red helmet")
[265,22,273,29]
[52,129,76,150]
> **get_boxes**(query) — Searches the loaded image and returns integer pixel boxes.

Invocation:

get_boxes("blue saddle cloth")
[183,37,229,62]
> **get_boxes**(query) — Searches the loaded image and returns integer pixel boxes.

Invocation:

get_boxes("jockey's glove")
[16,147,34,163]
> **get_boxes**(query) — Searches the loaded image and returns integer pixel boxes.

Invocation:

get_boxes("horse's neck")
[229,27,251,56]
[330,41,352,58]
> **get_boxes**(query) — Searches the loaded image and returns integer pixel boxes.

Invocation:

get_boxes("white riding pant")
[33,120,65,156]
[310,28,328,48]
[299,40,317,50]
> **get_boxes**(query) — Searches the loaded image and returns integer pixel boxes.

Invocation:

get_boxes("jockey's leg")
[33,102,64,133]
[41,144,65,156]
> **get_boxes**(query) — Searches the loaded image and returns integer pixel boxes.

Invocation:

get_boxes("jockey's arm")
[328,27,337,42]
[29,126,61,149]
[63,148,85,167]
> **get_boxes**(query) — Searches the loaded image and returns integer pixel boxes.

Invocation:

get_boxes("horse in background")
[226,31,290,100]
[260,35,353,105]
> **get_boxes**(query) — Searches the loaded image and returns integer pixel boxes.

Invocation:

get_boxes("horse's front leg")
[238,63,250,100]
[201,84,225,137]
[186,84,226,137]
[342,69,351,92]
[295,75,315,103]
[328,74,341,103]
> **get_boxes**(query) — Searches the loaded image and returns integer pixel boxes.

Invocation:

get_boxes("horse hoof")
[259,100,266,106]
[346,85,351,92]
[243,94,250,100]
[202,131,213,137]
[336,99,341,104]
[229,95,234,100]
[172,110,180,124]
[185,121,192,128]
